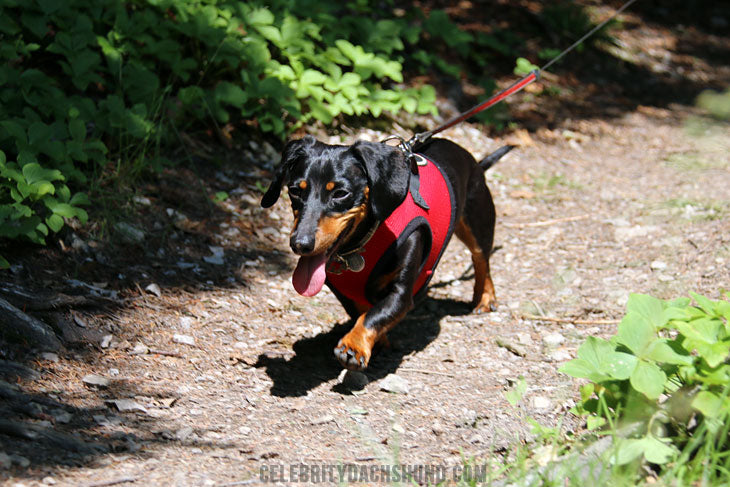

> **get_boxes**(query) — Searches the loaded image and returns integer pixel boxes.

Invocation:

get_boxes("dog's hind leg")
[455,172,498,313]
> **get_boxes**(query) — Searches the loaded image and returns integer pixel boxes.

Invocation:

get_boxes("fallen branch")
[503,214,589,228]
[521,313,619,325]
[84,477,138,487]
[398,367,455,377]
[148,349,183,358]
[0,296,62,351]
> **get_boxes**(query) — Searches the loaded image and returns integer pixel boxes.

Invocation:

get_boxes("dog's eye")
[332,189,349,200]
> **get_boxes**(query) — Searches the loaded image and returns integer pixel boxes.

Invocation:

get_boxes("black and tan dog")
[261,135,513,370]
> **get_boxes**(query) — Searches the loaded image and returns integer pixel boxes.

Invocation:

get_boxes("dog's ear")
[350,141,409,221]
[261,135,315,208]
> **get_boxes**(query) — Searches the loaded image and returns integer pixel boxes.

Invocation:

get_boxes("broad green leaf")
[45,213,64,232]
[692,390,723,418]
[612,438,645,465]
[645,340,693,365]
[691,292,717,317]
[299,69,327,86]
[630,360,666,400]
[676,318,722,345]
[0,255,8,269]
[617,311,655,357]
[627,293,668,329]
[604,351,638,380]
[586,416,606,430]
[642,436,677,465]
[22,163,64,184]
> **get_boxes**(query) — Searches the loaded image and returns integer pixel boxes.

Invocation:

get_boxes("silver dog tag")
[344,253,365,272]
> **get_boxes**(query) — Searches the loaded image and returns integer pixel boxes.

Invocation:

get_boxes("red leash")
[408,0,639,149]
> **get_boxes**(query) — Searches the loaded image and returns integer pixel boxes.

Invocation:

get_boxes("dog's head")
[261,135,410,296]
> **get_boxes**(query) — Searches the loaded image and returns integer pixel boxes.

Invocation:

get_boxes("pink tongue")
[292,253,328,297]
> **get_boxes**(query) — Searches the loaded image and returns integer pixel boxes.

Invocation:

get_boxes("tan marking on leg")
[455,219,497,313]
[298,180,307,190]
[325,181,335,191]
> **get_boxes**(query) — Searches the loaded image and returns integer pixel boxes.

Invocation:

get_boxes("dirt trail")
[1,8,729,487]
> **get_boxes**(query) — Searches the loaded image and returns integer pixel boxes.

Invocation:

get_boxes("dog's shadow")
[255,296,472,397]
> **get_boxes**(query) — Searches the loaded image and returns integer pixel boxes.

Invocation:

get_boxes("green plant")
[561,292,730,478]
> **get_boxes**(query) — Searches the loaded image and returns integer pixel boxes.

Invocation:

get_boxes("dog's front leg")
[333,231,426,370]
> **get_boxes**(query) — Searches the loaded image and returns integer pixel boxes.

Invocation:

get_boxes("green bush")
[561,292,730,478]
[1,0,467,264]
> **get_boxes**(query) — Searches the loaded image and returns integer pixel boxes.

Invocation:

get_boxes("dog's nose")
[291,234,315,255]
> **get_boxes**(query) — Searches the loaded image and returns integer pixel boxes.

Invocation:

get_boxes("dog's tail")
[479,145,515,171]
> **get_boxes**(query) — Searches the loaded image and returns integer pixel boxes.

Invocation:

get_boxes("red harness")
[326,155,456,308]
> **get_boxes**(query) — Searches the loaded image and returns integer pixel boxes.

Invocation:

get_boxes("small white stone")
[532,396,551,410]
[173,334,195,346]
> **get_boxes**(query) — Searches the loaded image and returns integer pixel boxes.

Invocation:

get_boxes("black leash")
[404,0,639,150]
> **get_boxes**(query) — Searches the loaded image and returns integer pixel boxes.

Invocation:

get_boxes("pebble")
[100,334,113,348]
[106,399,148,414]
[532,396,551,410]
[173,334,195,346]
[650,260,667,271]
[203,246,225,265]
[495,337,527,357]
[145,283,162,297]
[53,410,73,424]
[42,477,56,485]
[82,374,111,388]
[130,342,149,355]
[379,374,410,394]
[10,455,30,468]
[175,426,194,441]
[40,352,59,363]
[239,426,252,435]
[547,350,573,362]
[115,222,145,244]
[542,333,566,348]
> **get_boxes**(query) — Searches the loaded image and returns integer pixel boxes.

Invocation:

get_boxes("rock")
[239,426,252,435]
[547,350,572,362]
[338,370,369,390]
[130,342,149,355]
[173,334,195,346]
[144,283,162,297]
[100,334,113,348]
[495,337,527,357]
[379,374,410,394]
[40,352,59,363]
[516,332,533,345]
[52,410,72,424]
[0,452,11,469]
[203,246,225,265]
[392,423,405,434]
[532,396,551,410]
[179,316,194,329]
[542,332,566,348]
[10,455,30,468]
[42,477,57,485]
[82,374,111,388]
[431,422,445,436]
[175,426,194,441]
[106,399,148,414]
[650,260,667,271]
[114,222,145,244]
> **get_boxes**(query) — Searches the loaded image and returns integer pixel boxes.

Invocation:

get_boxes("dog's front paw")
[334,339,370,370]
[334,319,377,371]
